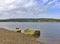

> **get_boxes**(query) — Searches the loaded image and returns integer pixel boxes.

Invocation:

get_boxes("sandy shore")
[0,28,40,44]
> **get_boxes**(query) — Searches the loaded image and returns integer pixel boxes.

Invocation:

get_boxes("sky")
[0,0,60,19]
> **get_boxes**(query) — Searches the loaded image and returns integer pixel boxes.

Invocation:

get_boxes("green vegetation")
[24,28,40,38]
[0,18,60,22]
[37,18,60,22]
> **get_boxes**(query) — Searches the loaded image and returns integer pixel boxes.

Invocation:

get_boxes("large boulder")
[24,28,40,38]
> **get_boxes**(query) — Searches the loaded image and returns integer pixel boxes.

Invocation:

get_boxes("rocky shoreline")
[0,28,40,44]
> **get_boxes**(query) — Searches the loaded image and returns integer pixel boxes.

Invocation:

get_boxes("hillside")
[0,18,60,22]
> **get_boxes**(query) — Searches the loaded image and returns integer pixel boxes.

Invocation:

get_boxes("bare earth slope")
[0,28,40,44]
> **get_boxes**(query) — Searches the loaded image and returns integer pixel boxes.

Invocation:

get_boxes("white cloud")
[0,0,45,18]
[54,0,60,8]
[0,0,60,19]
[0,0,37,11]
[0,0,16,11]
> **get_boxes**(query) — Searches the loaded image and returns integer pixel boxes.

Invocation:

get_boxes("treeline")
[0,19,37,22]
[37,18,60,22]
[0,18,60,22]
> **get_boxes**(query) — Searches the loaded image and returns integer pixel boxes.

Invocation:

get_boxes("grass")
[0,28,40,44]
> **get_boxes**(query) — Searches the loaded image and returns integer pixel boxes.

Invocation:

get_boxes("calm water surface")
[0,22,60,44]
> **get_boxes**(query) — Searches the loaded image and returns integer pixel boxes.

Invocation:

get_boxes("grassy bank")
[0,28,40,44]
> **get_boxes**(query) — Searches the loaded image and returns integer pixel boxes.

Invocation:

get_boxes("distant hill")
[0,18,60,22]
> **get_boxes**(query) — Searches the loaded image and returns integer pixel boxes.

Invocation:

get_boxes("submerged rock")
[24,28,40,38]
[12,28,40,38]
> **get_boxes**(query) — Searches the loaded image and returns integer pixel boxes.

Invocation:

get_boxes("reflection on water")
[0,22,60,44]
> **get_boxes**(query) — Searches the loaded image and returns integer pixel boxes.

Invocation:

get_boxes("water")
[0,22,60,44]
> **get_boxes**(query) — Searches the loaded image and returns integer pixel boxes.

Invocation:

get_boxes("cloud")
[47,0,60,8]
[54,0,60,8]
[0,0,60,19]
[0,0,46,18]
[0,0,37,11]
[0,0,15,10]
